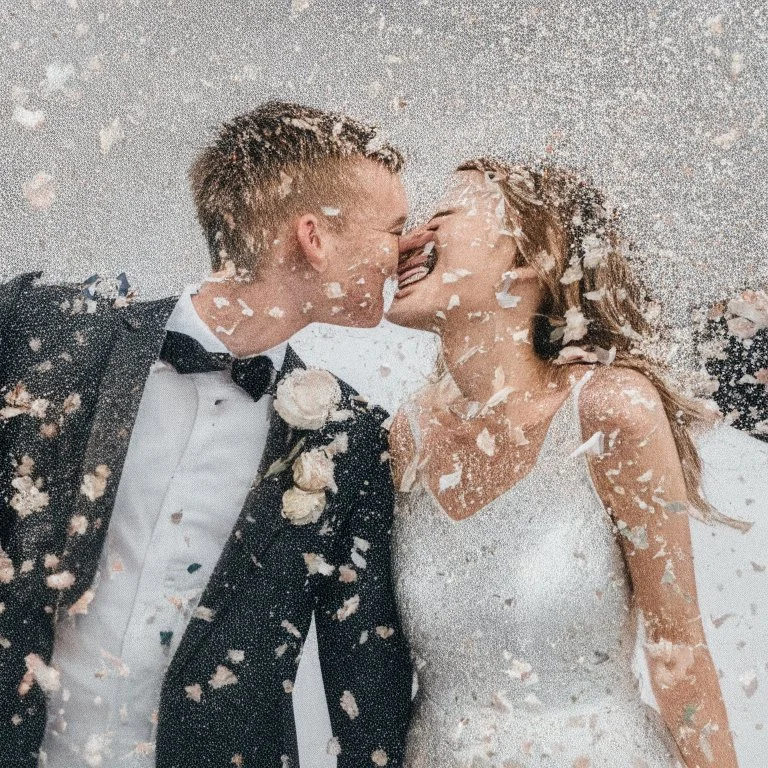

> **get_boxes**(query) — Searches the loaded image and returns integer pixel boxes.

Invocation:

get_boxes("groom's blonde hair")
[189,100,404,273]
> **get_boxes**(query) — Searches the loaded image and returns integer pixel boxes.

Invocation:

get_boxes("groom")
[0,101,412,767]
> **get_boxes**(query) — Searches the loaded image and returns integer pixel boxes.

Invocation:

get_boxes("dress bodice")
[391,372,684,767]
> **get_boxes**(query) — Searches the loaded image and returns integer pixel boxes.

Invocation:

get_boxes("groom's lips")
[396,243,437,290]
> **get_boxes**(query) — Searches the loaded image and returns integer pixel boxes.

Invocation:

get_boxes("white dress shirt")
[40,284,287,767]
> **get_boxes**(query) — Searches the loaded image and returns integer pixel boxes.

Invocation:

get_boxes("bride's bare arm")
[579,367,738,768]
[388,410,417,491]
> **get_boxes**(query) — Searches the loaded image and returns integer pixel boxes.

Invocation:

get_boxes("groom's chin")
[326,304,385,329]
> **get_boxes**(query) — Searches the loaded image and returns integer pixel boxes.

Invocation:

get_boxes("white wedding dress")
[391,372,686,767]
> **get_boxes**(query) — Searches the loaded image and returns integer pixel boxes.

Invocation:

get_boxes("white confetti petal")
[324,282,346,299]
[46,571,76,590]
[99,118,125,155]
[340,689,359,719]
[335,594,360,621]
[476,428,496,457]
[570,431,605,458]
[438,464,462,492]
[740,670,758,698]
[495,290,521,309]
[303,552,335,576]
[208,665,238,689]
[185,683,202,702]
[12,105,46,130]
[22,172,56,210]
[24,653,61,693]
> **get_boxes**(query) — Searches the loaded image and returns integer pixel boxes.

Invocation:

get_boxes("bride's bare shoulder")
[576,364,667,437]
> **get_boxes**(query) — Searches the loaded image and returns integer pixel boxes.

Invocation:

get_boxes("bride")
[385,159,742,767]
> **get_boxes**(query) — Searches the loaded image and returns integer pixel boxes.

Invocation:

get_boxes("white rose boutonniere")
[281,486,327,526]
[282,444,341,525]
[292,448,338,493]
[274,369,347,431]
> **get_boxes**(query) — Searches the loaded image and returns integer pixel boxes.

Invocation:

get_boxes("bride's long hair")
[454,156,748,530]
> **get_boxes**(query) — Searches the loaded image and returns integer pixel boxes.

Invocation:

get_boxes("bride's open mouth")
[396,241,437,291]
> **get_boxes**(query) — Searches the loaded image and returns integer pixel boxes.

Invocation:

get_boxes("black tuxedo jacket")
[0,272,413,767]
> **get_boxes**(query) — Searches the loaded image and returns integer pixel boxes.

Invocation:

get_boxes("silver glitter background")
[1,1,766,765]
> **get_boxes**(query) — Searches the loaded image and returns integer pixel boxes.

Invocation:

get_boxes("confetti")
[303,552,335,576]
[208,665,238,689]
[185,683,203,703]
[338,565,357,583]
[335,594,360,621]
[476,428,496,457]
[80,464,111,501]
[22,653,61,693]
[12,105,46,130]
[324,282,346,299]
[340,690,359,719]
[192,605,215,622]
[99,118,125,155]
[442,268,472,283]
[740,670,758,698]
[570,431,605,458]
[46,571,76,590]
[281,619,302,638]
[438,463,462,492]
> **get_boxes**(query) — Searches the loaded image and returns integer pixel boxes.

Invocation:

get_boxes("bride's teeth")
[398,267,429,288]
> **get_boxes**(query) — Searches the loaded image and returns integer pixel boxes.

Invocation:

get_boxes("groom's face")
[317,161,408,327]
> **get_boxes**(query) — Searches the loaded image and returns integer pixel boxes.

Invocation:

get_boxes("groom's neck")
[191,270,310,357]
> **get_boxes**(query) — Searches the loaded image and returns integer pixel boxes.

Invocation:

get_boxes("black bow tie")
[159,330,276,402]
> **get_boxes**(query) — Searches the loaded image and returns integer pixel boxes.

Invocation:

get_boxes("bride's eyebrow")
[427,208,457,224]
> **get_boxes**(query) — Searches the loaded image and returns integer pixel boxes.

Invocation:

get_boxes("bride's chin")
[386,294,428,328]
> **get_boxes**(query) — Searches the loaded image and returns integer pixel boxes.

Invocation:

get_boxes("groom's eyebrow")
[388,214,408,233]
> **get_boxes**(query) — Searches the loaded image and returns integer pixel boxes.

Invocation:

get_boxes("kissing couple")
[0,100,743,768]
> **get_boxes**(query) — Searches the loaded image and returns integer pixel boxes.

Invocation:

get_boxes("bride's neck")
[440,315,562,407]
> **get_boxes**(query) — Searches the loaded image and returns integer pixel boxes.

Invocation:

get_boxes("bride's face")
[386,170,518,331]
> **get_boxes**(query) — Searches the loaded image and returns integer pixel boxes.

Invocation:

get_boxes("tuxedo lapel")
[166,345,309,677]
[57,297,178,610]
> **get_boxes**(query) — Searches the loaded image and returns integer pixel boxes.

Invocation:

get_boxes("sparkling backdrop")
[1,1,766,765]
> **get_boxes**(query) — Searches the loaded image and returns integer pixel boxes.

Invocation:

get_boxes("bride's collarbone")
[417,411,556,521]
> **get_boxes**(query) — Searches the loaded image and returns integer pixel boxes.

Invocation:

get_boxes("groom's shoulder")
[334,373,390,431]
[0,271,171,337]
[1,270,79,312]
[318,370,391,464]
[324,375,394,503]
[1,271,110,329]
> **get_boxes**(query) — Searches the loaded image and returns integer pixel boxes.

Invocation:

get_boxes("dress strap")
[569,368,596,425]
[395,398,427,493]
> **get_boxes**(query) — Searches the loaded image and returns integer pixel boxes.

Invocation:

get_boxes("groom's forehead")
[356,163,408,213]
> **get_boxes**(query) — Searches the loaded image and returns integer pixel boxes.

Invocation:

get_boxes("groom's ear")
[295,213,329,273]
